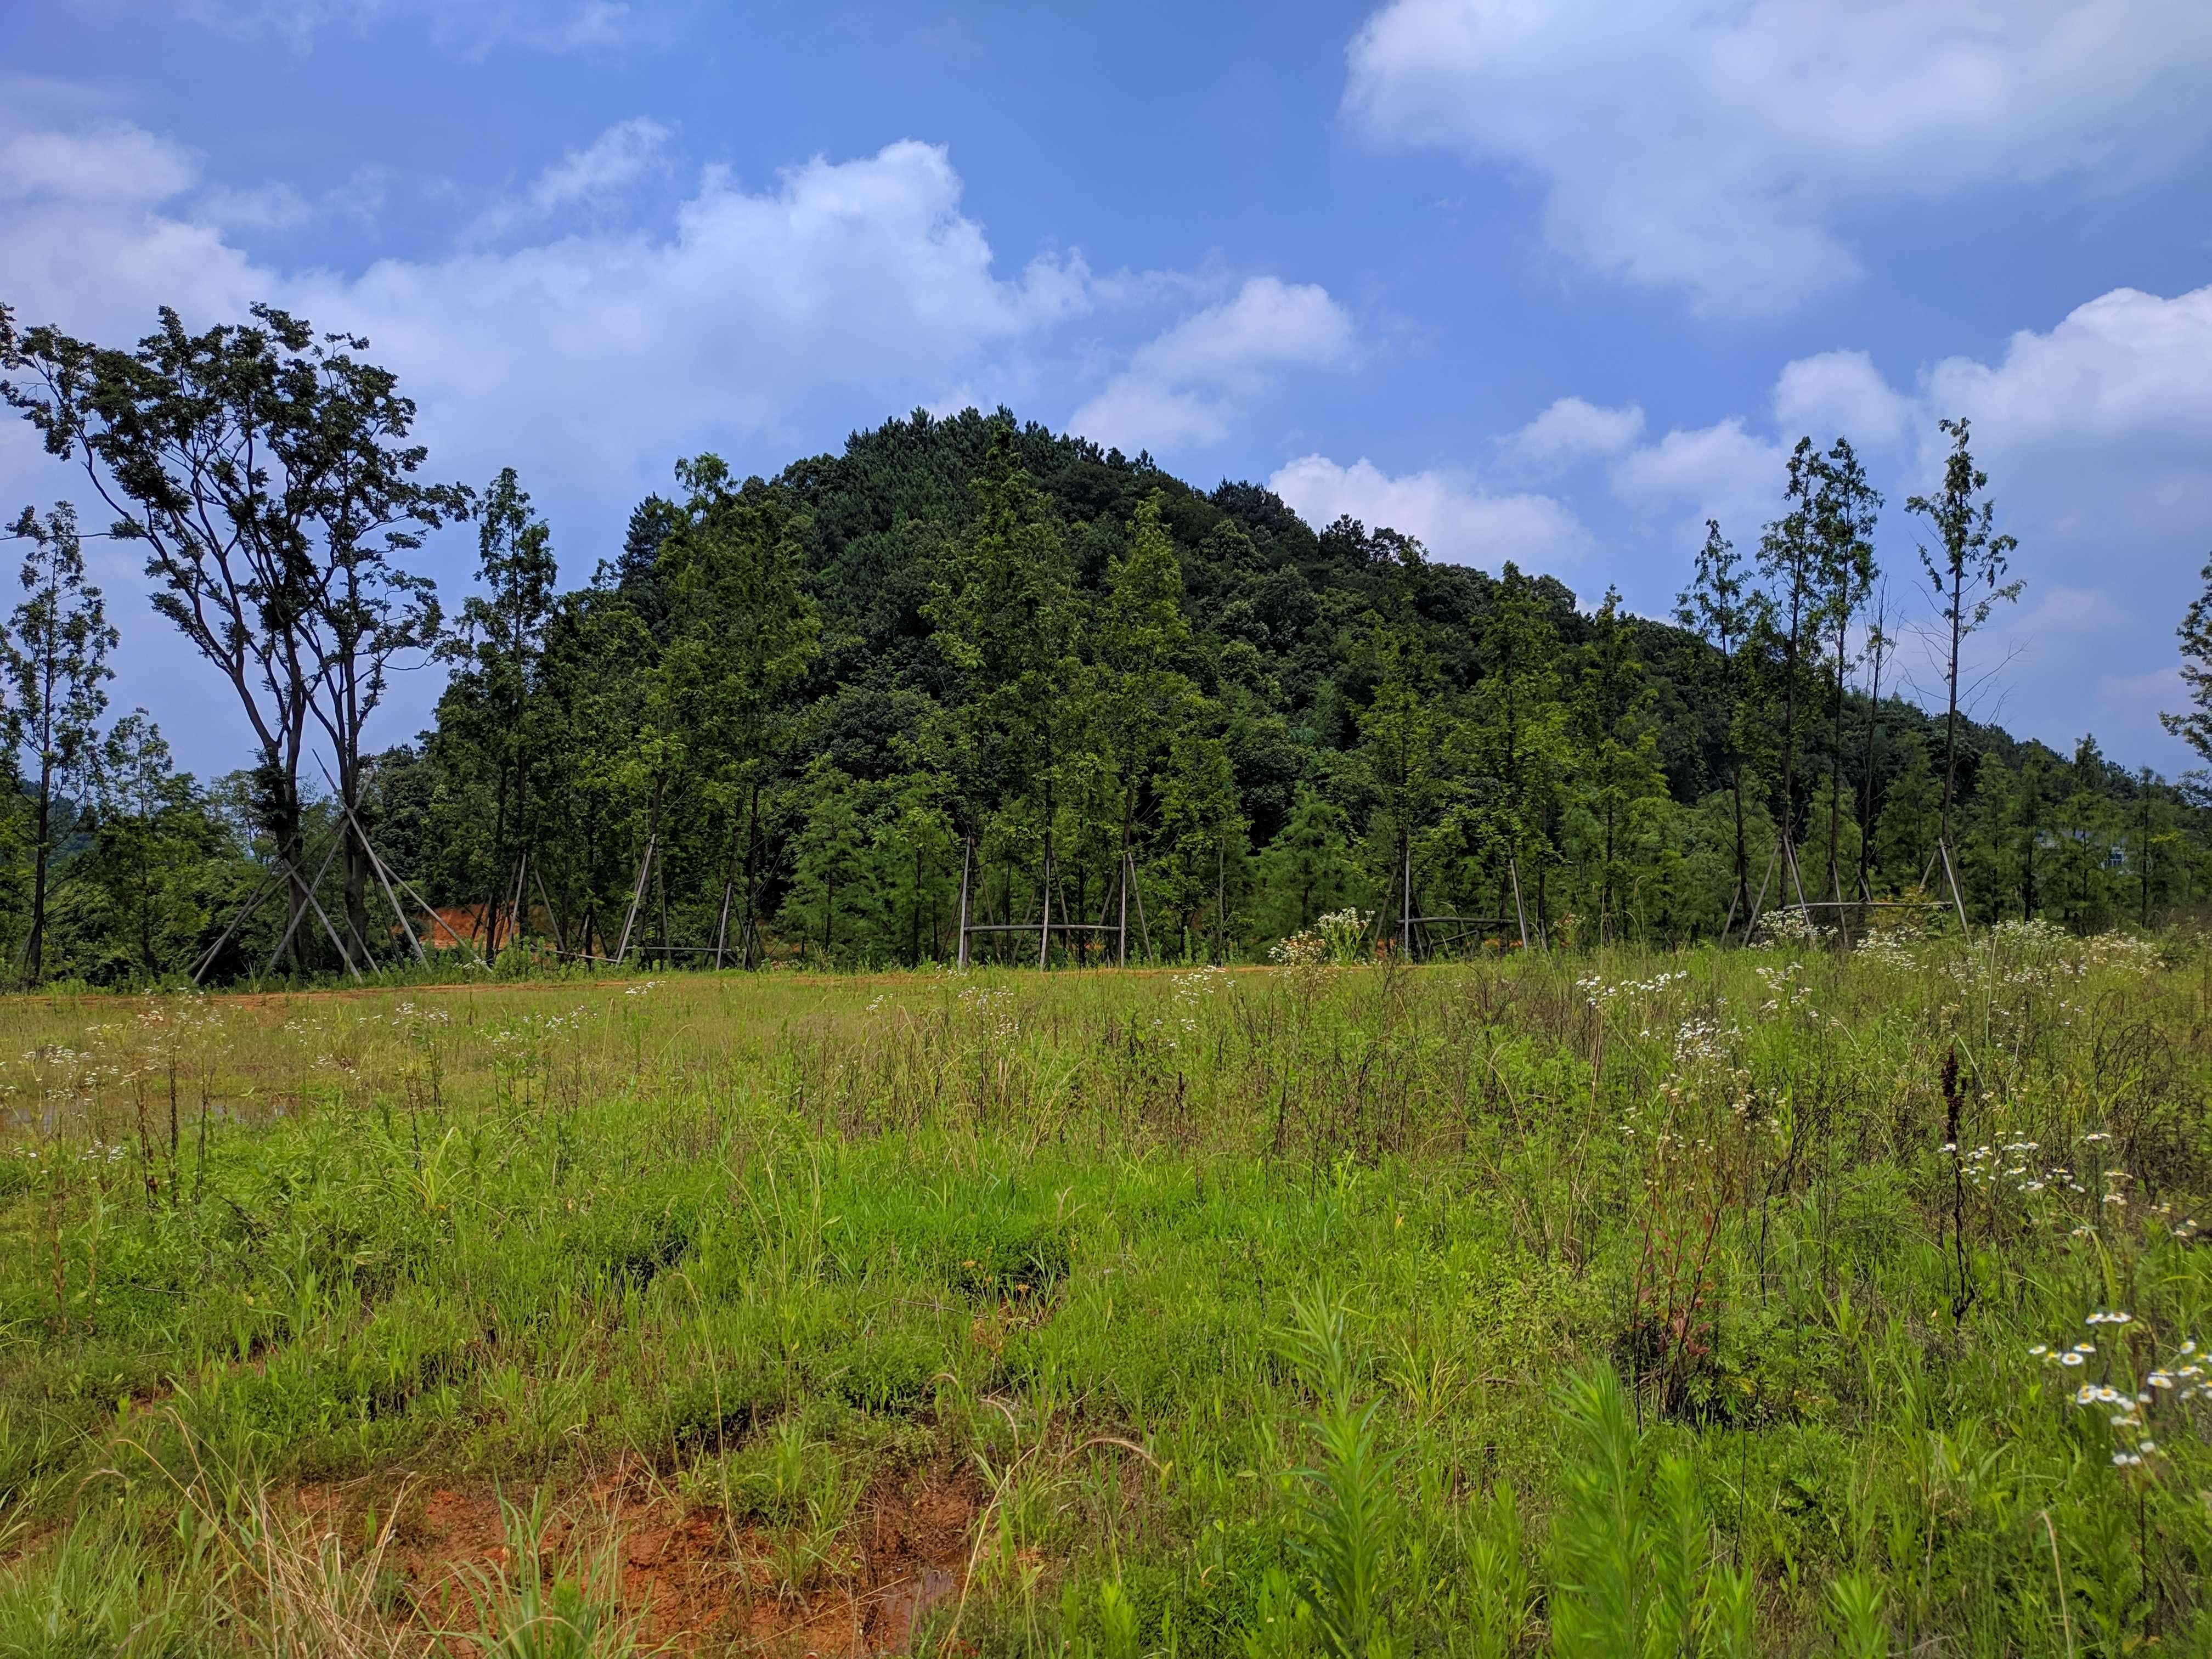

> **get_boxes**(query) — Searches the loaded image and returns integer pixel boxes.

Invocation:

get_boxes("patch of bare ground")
[292,1457,979,1656]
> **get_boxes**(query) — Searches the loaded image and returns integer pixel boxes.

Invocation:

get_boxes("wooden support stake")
[957,832,973,970]
[193,862,285,983]
[1037,848,1052,970]
[1740,842,1779,943]
[613,834,654,966]
[262,835,347,978]
[532,861,566,955]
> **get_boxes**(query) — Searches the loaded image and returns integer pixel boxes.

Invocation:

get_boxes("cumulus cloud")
[0,111,1362,768]
[0,124,1096,505]
[1068,278,1356,453]
[1344,0,2212,315]
[1772,349,1916,449]
[1593,283,2212,764]
[1268,454,1589,571]
[1609,419,1789,541]
[1921,285,2212,543]
[1496,396,1645,473]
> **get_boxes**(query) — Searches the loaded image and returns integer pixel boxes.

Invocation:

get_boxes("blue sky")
[5,0,2211,778]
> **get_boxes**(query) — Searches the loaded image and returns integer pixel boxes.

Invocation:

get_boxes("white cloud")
[1921,285,2212,543]
[464,117,670,243]
[1609,418,1788,542]
[0,124,201,204]
[1268,454,1589,571]
[0,114,1360,770]
[1771,349,1915,448]
[1497,396,1644,472]
[1345,0,2212,315]
[1069,278,1356,453]
[1590,282,2212,764]
[1,127,1096,501]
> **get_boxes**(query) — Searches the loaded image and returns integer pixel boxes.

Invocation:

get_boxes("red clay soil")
[298,1458,979,1657]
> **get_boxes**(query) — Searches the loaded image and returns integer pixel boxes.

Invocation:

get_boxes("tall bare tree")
[1907,417,2019,841]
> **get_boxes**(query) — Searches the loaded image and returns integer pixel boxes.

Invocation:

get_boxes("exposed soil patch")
[294,1458,979,1656]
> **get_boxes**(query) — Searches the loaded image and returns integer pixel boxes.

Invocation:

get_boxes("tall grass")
[0,922,2205,1654]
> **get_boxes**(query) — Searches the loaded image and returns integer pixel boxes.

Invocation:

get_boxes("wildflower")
[2061,1352,2086,1368]
[2113,1452,2143,1468]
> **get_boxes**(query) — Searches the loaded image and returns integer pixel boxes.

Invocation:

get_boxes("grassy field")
[3,925,2210,1657]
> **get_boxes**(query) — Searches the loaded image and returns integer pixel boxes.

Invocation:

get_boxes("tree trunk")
[25,756,53,984]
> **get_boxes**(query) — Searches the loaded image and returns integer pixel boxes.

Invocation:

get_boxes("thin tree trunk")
[25,757,53,984]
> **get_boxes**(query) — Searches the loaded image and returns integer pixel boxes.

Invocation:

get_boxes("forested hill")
[4,387,2206,985]
[354,405,2205,971]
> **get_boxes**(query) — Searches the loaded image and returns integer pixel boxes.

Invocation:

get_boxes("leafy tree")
[2162,552,2212,766]
[1571,589,1666,940]
[434,467,558,953]
[1872,731,1940,892]
[2,304,461,967]
[1674,522,1758,922]
[1908,417,2020,839]
[651,456,819,964]
[2,501,116,982]
[1255,788,1357,939]
[78,713,215,981]
[1812,438,1881,899]
[1757,439,1825,871]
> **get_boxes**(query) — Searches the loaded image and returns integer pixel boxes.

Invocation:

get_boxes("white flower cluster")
[1314,909,1370,963]
[1576,969,1687,1013]
[1671,1015,1740,1068]
[959,983,1020,1043]
[2032,1322,2208,1469]
[1752,908,1831,947]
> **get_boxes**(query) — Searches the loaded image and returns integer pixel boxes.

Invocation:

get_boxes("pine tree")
[1358,615,1449,954]
[1872,732,1940,893]
[927,423,1085,952]
[84,712,209,981]
[651,455,820,965]
[1255,789,1357,938]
